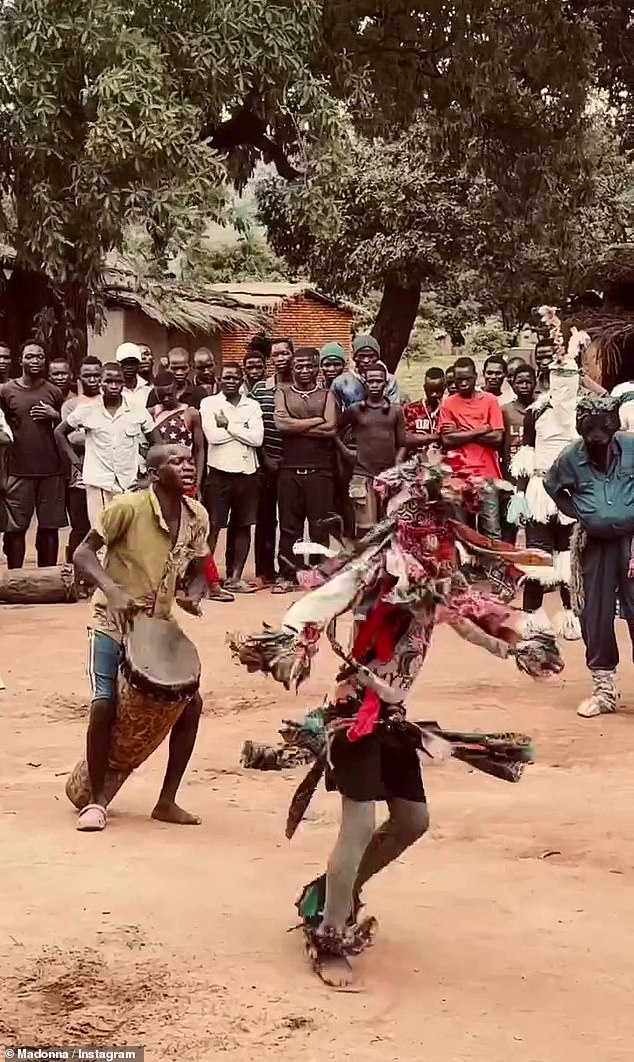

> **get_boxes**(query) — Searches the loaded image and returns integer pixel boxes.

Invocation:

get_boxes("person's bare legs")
[86,697,117,807]
[152,693,202,825]
[317,797,375,987]
[354,797,430,891]
[323,797,376,928]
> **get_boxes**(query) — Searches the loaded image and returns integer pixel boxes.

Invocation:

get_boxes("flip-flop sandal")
[272,580,295,595]
[208,585,235,602]
[225,580,256,594]
[249,577,272,592]
[77,803,107,832]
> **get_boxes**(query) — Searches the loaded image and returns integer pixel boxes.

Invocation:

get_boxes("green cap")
[319,341,346,364]
[352,334,380,356]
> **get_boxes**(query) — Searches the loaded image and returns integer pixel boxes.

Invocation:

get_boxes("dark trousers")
[224,469,278,580]
[580,535,634,670]
[67,486,90,560]
[254,467,278,581]
[334,472,355,541]
[277,468,334,579]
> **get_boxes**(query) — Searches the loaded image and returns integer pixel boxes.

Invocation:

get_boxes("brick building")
[89,270,352,368]
[209,282,353,363]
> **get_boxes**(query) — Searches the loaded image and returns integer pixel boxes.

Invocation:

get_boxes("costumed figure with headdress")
[229,454,564,988]
[509,308,584,640]
[545,393,634,717]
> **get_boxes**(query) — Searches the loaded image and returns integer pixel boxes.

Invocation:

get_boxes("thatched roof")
[205,280,353,313]
[101,269,352,335]
[102,262,269,335]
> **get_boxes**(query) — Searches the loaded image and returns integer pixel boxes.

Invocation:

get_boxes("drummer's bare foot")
[151,801,201,825]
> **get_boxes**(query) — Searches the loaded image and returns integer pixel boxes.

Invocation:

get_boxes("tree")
[179,228,288,285]
[0,0,629,358]
[470,121,634,333]
[0,0,345,356]
[257,124,487,369]
[258,111,633,367]
[467,324,513,360]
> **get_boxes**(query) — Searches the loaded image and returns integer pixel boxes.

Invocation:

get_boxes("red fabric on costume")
[204,553,220,587]
[346,600,403,742]
[352,600,401,663]
[347,688,382,742]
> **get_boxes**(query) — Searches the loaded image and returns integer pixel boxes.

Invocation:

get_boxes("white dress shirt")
[200,392,263,475]
[0,406,13,442]
[122,378,152,409]
[66,397,154,491]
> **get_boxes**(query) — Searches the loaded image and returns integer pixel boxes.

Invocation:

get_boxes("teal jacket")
[544,433,634,538]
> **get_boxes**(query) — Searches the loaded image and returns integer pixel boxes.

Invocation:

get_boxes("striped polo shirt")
[250,379,283,462]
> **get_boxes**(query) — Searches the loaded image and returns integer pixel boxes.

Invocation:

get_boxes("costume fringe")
[554,609,582,641]
[520,564,561,587]
[525,477,559,523]
[510,446,536,479]
[570,524,588,617]
[553,550,571,586]
[520,608,553,636]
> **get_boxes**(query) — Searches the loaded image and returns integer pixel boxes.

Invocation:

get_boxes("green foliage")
[256,4,631,360]
[257,124,483,298]
[0,0,630,360]
[0,0,345,291]
[258,111,633,349]
[466,323,513,360]
[180,230,288,284]
[473,120,634,331]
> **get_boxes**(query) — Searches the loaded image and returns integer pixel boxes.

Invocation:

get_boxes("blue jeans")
[456,482,502,540]
[478,482,502,540]
[87,629,120,700]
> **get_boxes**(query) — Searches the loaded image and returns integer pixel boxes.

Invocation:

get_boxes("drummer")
[73,443,210,832]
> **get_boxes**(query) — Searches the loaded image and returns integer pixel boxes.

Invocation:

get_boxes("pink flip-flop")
[77,803,107,832]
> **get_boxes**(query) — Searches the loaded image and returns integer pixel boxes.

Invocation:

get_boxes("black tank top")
[280,388,333,469]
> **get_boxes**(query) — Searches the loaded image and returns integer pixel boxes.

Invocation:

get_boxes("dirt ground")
[1,588,634,1062]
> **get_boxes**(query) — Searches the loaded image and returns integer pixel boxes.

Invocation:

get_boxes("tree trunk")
[0,267,88,370]
[371,279,422,373]
[0,564,79,604]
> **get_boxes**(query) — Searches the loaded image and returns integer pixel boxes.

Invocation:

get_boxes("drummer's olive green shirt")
[91,487,209,642]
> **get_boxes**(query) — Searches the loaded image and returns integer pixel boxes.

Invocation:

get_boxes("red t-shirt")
[438,391,503,479]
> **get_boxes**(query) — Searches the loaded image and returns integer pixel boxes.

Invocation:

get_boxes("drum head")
[124,616,201,694]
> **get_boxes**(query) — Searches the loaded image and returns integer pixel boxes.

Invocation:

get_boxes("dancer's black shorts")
[325,725,426,803]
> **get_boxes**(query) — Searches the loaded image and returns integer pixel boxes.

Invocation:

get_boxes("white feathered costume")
[510,357,580,636]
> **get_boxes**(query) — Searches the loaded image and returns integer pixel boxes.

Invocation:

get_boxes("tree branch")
[201,105,303,181]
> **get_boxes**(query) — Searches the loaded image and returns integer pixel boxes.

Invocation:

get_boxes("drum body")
[66,617,201,810]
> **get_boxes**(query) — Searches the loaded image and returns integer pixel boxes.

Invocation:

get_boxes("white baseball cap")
[115,342,142,363]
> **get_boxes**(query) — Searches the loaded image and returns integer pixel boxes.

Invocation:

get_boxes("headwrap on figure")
[230,454,564,836]
[575,393,622,434]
